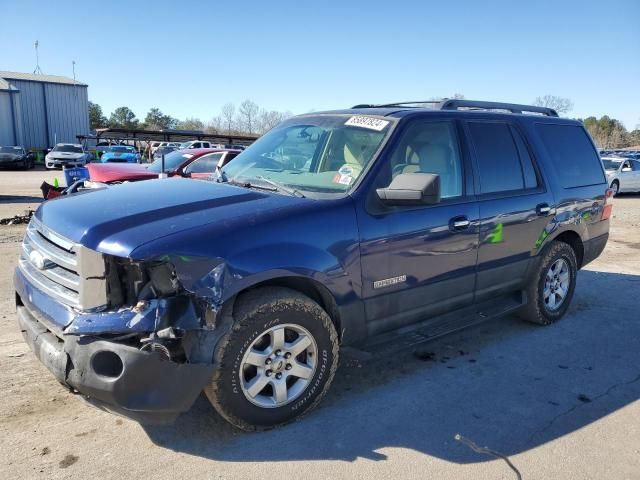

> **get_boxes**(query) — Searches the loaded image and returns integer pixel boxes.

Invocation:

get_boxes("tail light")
[602,188,614,220]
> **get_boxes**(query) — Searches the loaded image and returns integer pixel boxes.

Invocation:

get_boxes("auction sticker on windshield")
[344,116,390,131]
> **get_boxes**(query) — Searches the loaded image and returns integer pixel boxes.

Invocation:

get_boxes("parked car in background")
[602,156,640,195]
[212,143,247,150]
[14,100,611,430]
[149,142,180,156]
[87,148,241,183]
[179,140,212,149]
[0,146,35,170]
[45,143,88,169]
[153,145,179,161]
[100,145,141,163]
[96,142,113,157]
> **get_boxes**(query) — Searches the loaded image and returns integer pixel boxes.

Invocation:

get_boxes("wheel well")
[234,277,342,340]
[554,231,584,268]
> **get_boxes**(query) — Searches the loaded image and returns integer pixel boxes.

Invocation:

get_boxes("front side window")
[222,114,394,193]
[383,120,463,199]
[467,122,525,194]
[186,153,224,173]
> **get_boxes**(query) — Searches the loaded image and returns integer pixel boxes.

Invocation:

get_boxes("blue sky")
[2,0,639,128]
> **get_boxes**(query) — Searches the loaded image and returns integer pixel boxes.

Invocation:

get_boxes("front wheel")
[519,241,578,325]
[205,287,339,431]
[611,181,620,196]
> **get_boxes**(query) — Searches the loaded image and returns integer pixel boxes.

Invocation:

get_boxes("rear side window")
[467,122,524,193]
[536,124,605,188]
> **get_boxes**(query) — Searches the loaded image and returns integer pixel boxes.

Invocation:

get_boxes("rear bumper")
[16,304,214,423]
[582,232,609,267]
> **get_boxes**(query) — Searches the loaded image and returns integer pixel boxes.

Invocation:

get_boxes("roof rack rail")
[352,99,559,117]
[439,99,559,117]
[351,100,441,109]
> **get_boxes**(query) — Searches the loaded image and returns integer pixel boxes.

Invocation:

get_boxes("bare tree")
[206,116,223,134]
[257,109,284,134]
[221,103,236,134]
[533,95,574,115]
[237,100,259,135]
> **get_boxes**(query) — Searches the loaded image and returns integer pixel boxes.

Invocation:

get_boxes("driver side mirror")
[376,173,441,206]
[622,166,632,172]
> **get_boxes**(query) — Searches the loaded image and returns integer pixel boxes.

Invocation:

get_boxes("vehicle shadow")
[144,269,640,464]
[0,195,43,205]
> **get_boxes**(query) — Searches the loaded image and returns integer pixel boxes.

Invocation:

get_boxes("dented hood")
[35,178,302,257]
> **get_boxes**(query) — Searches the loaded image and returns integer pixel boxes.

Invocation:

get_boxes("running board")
[357,292,525,356]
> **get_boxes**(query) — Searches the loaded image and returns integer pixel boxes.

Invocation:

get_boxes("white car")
[178,140,212,149]
[602,156,640,195]
[45,144,88,169]
[149,142,181,155]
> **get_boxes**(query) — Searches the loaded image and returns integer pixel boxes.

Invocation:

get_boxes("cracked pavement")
[1,170,640,479]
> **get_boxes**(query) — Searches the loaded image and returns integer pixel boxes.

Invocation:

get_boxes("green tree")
[143,108,178,130]
[88,101,107,129]
[108,106,139,129]
[583,115,629,148]
[176,117,205,131]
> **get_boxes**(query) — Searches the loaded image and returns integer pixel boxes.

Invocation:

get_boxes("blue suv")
[14,100,611,430]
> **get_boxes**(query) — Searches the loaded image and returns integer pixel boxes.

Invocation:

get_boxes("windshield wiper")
[253,176,305,198]
[216,169,305,198]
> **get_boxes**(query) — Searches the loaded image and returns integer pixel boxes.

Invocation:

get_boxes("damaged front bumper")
[14,267,216,424]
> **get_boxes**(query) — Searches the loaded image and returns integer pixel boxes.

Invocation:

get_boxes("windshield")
[221,114,393,193]
[108,146,135,153]
[602,159,622,171]
[0,146,23,154]
[179,142,194,148]
[53,145,83,153]
[147,150,193,172]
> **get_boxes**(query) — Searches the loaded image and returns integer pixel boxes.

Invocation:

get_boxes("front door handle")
[536,203,551,216]
[450,216,471,231]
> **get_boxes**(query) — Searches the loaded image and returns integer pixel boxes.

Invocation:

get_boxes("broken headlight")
[107,257,182,307]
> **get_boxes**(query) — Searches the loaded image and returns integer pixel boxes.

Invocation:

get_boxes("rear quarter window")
[536,124,605,188]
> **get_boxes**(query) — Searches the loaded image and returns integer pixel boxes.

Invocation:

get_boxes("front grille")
[19,216,107,310]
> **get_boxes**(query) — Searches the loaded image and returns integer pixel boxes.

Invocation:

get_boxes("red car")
[87,148,241,183]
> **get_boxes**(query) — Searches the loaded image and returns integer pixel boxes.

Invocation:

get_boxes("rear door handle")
[536,203,551,216]
[450,216,471,231]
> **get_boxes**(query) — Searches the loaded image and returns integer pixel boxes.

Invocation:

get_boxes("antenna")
[72,60,76,84]
[33,40,43,74]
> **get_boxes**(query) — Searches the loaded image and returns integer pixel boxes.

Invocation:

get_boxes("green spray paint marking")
[535,229,549,250]
[487,223,504,244]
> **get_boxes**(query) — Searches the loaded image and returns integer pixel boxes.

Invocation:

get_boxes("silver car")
[602,156,640,196]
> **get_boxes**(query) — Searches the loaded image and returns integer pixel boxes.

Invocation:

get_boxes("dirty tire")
[205,287,339,431]
[519,241,578,325]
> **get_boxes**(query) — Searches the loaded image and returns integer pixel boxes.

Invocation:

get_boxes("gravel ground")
[1,169,639,480]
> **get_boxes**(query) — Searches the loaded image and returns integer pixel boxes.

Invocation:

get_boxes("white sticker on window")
[344,116,390,131]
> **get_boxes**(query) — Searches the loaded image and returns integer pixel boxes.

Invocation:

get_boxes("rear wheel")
[519,241,578,325]
[205,287,339,431]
